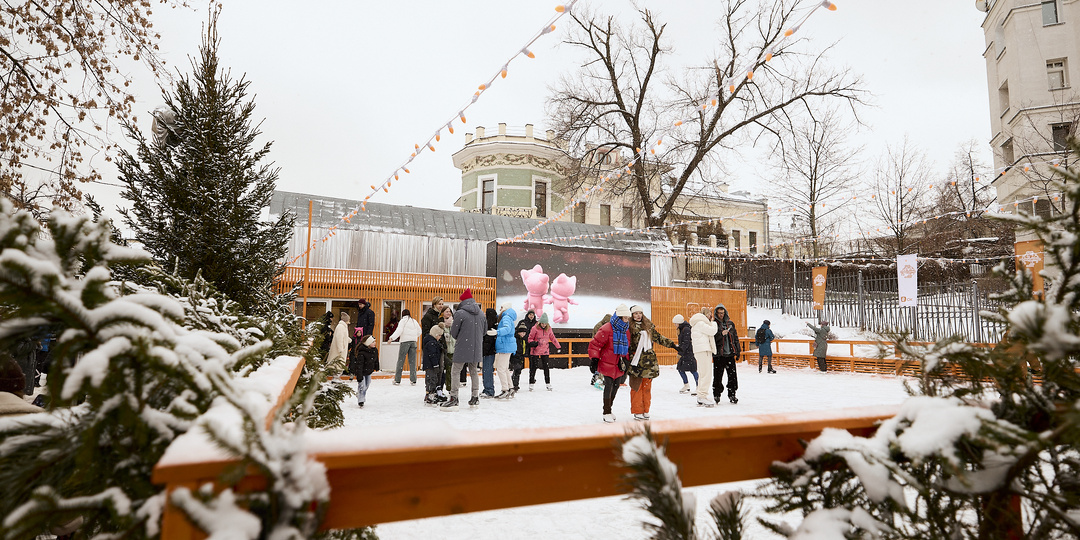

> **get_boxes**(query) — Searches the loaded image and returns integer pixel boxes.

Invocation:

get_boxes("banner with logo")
[1015,239,1044,297]
[897,254,918,307]
[811,266,827,311]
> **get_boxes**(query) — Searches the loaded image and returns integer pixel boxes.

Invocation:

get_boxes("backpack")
[755,327,767,346]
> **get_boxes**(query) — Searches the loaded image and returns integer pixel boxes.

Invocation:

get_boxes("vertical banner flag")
[812,266,827,311]
[1015,239,1044,297]
[897,254,918,307]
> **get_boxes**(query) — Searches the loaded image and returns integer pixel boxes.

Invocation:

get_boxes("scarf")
[610,313,629,355]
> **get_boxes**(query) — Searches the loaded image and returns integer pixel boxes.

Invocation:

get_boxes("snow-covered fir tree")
[116,10,292,312]
[619,137,1080,539]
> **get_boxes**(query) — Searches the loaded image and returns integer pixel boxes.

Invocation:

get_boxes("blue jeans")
[678,370,699,385]
[482,354,495,396]
[395,341,417,383]
[357,374,371,404]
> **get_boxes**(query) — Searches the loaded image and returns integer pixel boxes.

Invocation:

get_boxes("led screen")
[490,242,652,330]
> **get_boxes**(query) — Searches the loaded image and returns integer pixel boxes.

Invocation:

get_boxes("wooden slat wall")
[651,287,748,366]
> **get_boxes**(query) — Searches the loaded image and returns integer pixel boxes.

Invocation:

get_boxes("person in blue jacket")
[494,302,518,398]
[757,320,776,373]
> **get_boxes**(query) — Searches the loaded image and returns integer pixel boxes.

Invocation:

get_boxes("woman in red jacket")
[589,304,632,423]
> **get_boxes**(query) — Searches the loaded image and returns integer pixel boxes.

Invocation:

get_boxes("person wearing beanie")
[691,309,718,405]
[589,305,632,423]
[673,314,698,394]
[326,311,351,375]
[354,298,375,341]
[389,308,423,385]
[349,335,379,408]
[493,303,519,398]
[447,287,485,410]
[712,303,741,404]
[807,319,831,372]
[527,312,561,391]
[757,320,776,374]
[422,326,447,404]
[439,307,456,394]
[626,305,678,420]
[459,288,473,301]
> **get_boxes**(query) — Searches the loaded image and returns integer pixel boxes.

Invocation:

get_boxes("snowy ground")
[338,343,914,539]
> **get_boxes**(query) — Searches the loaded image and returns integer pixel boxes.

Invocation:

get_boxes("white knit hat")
[363,335,376,346]
[672,314,685,325]
[629,305,644,314]
[615,304,631,317]
[501,301,513,312]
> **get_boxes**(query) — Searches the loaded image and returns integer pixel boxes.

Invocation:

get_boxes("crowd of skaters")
[322,292,820,421]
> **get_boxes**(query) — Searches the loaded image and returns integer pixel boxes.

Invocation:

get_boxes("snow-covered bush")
[0,201,346,538]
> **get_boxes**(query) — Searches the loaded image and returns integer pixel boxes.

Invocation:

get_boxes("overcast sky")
[85,0,992,224]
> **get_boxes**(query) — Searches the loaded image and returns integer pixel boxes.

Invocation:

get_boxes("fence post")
[780,273,786,315]
[971,279,982,343]
[857,270,865,330]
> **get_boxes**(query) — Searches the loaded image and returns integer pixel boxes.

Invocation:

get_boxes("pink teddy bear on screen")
[545,273,578,324]
[520,264,549,318]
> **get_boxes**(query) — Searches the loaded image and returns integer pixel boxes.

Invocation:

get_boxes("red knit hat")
[459,288,473,301]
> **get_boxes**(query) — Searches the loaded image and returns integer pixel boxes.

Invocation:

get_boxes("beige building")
[451,123,769,253]
[981,0,1080,229]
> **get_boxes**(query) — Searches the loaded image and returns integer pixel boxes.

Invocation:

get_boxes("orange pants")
[630,377,653,414]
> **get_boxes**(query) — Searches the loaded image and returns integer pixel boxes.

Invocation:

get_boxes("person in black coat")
[349,336,379,408]
[354,298,376,339]
[481,307,498,398]
[316,311,334,359]
[509,320,529,395]
[672,314,698,394]
[712,303,741,404]
[422,326,446,404]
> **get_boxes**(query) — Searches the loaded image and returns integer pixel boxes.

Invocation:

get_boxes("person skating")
[422,326,446,405]
[326,311,351,375]
[672,314,698,393]
[527,313,560,391]
[481,307,498,398]
[439,306,456,393]
[807,320,830,372]
[349,335,378,408]
[316,311,334,360]
[691,308,718,406]
[388,309,422,385]
[712,304,741,404]
[447,288,484,410]
[589,304,631,423]
[626,306,677,420]
[508,320,529,396]
[757,320,776,373]
[493,302,518,398]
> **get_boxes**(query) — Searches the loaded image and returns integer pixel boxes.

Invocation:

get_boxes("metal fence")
[678,253,1010,342]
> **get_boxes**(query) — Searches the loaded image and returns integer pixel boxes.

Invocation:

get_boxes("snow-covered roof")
[271,191,673,254]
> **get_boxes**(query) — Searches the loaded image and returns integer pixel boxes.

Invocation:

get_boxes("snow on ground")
[338,353,914,539]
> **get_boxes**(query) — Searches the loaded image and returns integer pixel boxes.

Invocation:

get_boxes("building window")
[1043,1,1058,25]
[573,202,586,223]
[481,178,494,213]
[998,81,1010,115]
[731,229,741,251]
[1047,59,1067,90]
[1001,138,1015,165]
[748,231,758,254]
[622,206,633,228]
[600,204,611,226]
[1035,198,1053,220]
[534,180,548,218]
[1052,123,1072,152]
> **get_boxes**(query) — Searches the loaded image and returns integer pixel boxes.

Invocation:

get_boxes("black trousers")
[529,355,550,384]
[713,354,738,401]
[603,375,621,414]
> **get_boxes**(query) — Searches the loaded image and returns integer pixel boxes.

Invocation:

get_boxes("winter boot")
[679,383,690,394]
[468,396,479,408]
[440,396,459,411]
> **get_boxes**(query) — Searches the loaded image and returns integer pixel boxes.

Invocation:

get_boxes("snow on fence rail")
[153,355,897,538]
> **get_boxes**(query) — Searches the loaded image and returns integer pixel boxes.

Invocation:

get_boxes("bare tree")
[866,137,934,256]
[769,107,861,257]
[1,0,176,222]
[1002,108,1079,215]
[547,0,865,228]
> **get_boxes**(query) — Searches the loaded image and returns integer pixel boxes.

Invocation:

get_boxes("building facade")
[451,124,770,253]
[981,0,1080,226]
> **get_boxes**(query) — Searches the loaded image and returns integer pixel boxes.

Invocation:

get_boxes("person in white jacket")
[326,311,351,375]
[389,309,423,385]
[690,308,718,407]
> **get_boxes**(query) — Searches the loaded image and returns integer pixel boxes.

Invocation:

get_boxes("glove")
[556,347,561,353]
[528,341,540,348]
[486,329,497,336]
[589,357,599,373]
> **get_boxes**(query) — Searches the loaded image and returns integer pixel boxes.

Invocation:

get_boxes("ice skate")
[679,384,690,394]
[495,390,511,400]
[546,384,553,391]
[529,383,535,391]
[633,414,645,421]
[768,369,777,374]
[508,388,517,398]
[729,395,739,404]
[642,413,650,420]
[468,396,479,408]
[440,396,459,411]
[603,414,616,423]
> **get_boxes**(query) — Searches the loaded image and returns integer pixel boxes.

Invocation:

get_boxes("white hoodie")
[389,315,422,343]
[690,313,718,355]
